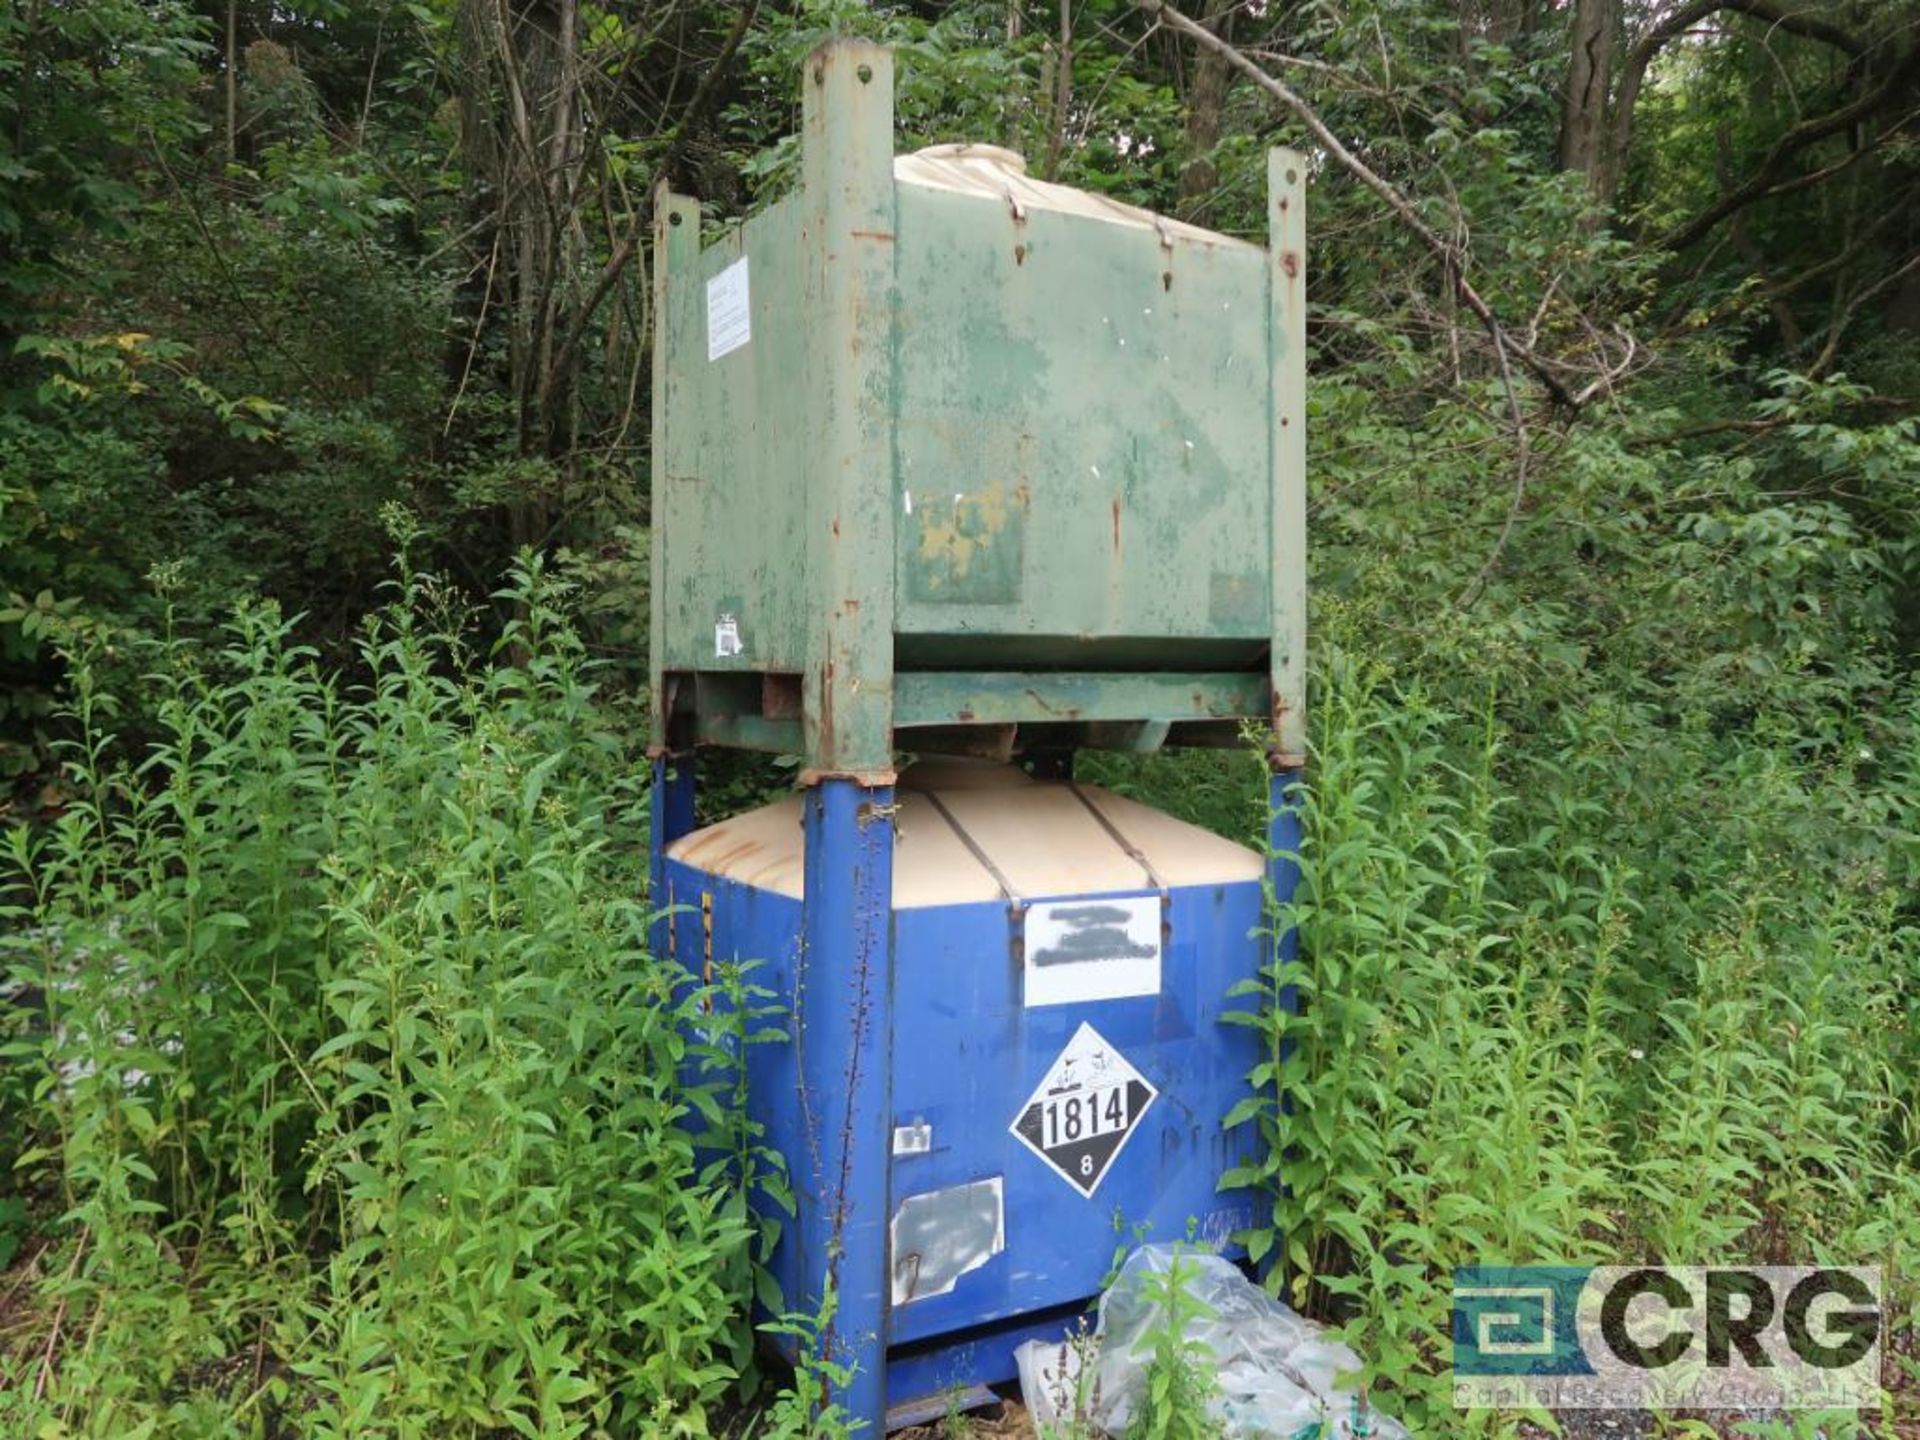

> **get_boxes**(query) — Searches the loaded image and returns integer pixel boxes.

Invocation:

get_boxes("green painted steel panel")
[892,188,1271,650]
[650,41,1306,776]
[892,672,1270,728]
[655,193,814,676]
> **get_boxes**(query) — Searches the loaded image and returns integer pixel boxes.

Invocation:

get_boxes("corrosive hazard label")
[1010,1022,1157,1197]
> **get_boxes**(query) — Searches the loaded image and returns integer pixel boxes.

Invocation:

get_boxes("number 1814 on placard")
[1040,1082,1130,1147]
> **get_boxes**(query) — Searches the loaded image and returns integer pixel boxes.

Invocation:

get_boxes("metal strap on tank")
[921,790,1023,907]
[1066,783,1170,896]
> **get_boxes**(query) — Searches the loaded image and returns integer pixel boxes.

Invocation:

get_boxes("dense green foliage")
[3,0,1917,1434]
[0,556,800,1436]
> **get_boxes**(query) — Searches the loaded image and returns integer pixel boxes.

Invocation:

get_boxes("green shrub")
[0,549,771,1438]
[1212,649,1920,1432]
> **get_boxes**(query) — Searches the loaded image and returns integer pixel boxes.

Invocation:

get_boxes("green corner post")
[796,40,899,1430]
[1265,146,1309,1248]
[1268,145,1307,773]
[648,175,703,920]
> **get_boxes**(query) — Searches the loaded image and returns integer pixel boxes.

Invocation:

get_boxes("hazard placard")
[1010,1022,1157,1197]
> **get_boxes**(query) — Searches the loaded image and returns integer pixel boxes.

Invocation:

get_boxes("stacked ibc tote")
[648,40,1307,1431]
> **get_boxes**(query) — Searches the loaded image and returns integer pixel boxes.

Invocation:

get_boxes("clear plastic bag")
[1015,1331,1087,1430]
[1078,1245,1411,1439]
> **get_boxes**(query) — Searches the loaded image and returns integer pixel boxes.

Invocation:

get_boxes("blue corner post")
[649,752,698,949]
[1263,765,1305,1279]
[798,778,896,1429]
[1266,766,1305,962]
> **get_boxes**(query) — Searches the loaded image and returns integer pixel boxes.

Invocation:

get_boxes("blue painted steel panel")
[649,754,697,961]
[884,1305,1086,1417]
[660,786,1279,1418]
[885,884,1263,1345]
[659,857,812,1319]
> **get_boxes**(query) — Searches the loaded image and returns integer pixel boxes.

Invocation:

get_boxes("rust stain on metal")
[700,890,715,999]
[850,229,895,243]
[1019,686,1081,721]
[1282,250,1300,280]
[1111,498,1121,552]
[762,673,802,721]
[818,659,835,753]
[914,480,1017,581]
[1014,243,1027,266]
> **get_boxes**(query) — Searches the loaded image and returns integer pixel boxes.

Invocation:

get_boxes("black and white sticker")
[1023,895,1162,1008]
[1010,1022,1157,1197]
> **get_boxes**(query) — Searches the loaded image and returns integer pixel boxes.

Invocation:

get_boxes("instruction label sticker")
[1010,1022,1157,1198]
[705,257,751,361]
[1023,895,1162,1008]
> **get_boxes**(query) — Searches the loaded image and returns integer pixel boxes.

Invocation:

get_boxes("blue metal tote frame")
[1267,767,1305,977]
[651,765,1305,1427]
[1263,766,1305,1283]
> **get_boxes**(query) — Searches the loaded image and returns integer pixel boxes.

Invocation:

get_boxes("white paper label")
[714,613,743,658]
[706,257,751,361]
[1022,895,1162,1008]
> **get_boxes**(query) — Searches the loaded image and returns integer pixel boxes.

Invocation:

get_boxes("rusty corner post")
[1265,145,1308,1274]
[1267,145,1306,776]
[796,39,899,1430]
[1267,141,1309,948]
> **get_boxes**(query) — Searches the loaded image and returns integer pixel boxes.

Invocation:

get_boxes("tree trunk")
[1043,0,1072,181]
[455,0,589,554]
[1176,0,1238,226]
[225,0,239,163]
[1558,0,1618,191]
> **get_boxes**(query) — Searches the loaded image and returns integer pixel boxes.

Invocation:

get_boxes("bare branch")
[1808,248,1920,377]
[1718,0,1868,57]
[1610,1,1876,211]
[1138,0,1579,408]
[1659,42,1920,253]
[545,0,760,394]
[1454,324,1534,608]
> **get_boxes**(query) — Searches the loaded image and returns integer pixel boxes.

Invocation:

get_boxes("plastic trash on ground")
[1016,1245,1411,1438]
